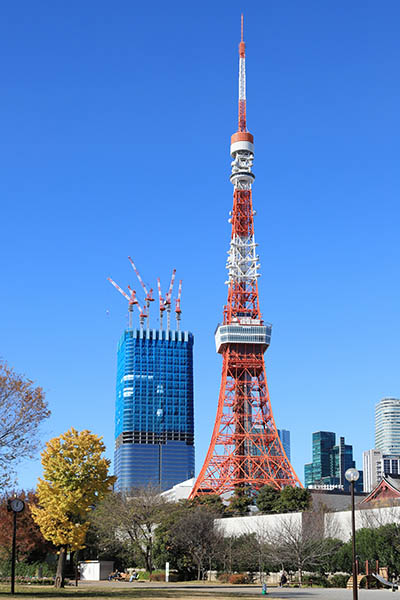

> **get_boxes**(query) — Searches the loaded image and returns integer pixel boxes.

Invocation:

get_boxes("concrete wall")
[216,504,400,543]
[216,511,303,537]
[325,505,400,542]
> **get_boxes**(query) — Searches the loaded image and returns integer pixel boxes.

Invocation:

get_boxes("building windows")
[115,328,194,491]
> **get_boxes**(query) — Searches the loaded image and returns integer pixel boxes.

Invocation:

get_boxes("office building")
[304,431,363,492]
[114,328,194,491]
[375,397,400,455]
[278,429,291,461]
[363,448,400,493]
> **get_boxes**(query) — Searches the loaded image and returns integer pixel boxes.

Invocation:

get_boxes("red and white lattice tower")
[190,17,301,498]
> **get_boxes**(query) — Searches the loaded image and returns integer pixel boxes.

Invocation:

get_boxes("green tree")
[335,524,400,575]
[32,428,115,588]
[0,363,50,487]
[226,486,253,516]
[192,494,225,515]
[276,486,311,513]
[256,485,281,513]
[153,500,196,578]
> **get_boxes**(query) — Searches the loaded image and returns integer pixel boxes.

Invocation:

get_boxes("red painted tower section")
[190,18,301,498]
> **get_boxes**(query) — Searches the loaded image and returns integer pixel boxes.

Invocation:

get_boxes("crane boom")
[107,277,131,302]
[165,268,176,305]
[128,256,149,296]
[175,279,182,330]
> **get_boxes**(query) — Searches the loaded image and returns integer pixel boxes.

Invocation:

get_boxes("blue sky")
[1,1,399,489]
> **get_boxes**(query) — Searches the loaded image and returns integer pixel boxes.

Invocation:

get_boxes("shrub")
[149,571,165,581]
[0,560,55,578]
[0,576,56,585]
[217,573,230,583]
[302,574,331,587]
[149,570,179,582]
[329,574,349,588]
[229,573,249,584]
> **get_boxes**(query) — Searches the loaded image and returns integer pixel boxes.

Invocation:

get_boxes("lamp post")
[345,467,360,600]
[7,497,25,595]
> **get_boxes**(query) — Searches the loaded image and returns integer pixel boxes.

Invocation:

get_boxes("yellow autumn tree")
[31,428,116,587]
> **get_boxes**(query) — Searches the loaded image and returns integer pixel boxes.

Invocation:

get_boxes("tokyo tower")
[190,17,301,498]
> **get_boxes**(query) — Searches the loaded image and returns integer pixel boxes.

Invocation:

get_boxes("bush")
[329,574,349,588]
[149,570,179,582]
[302,574,331,587]
[229,573,249,584]
[0,576,57,585]
[149,571,165,581]
[0,560,55,578]
[217,573,230,583]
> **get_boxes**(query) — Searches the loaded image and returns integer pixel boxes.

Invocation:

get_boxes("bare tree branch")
[0,362,50,487]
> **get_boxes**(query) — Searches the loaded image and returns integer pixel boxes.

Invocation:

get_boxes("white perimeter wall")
[216,505,400,543]
[326,505,400,542]
[216,511,303,537]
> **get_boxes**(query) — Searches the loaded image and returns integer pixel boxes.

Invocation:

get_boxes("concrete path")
[79,580,400,598]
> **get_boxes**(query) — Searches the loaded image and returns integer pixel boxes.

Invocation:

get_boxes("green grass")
[0,584,280,600]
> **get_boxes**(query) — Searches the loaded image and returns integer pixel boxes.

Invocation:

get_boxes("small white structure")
[161,477,195,502]
[79,560,114,581]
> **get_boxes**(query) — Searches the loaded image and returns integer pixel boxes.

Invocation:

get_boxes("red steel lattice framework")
[190,17,301,498]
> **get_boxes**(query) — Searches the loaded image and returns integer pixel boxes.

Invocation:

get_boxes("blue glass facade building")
[114,328,194,491]
[277,429,291,461]
[304,431,363,492]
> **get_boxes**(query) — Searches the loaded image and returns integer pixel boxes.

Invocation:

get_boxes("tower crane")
[128,257,154,329]
[175,279,182,330]
[157,278,165,329]
[128,285,147,329]
[164,269,176,331]
[107,277,138,329]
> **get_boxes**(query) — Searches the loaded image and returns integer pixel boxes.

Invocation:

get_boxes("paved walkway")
[79,581,399,598]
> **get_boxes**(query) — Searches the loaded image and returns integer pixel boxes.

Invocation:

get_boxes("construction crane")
[128,257,154,329]
[157,277,166,329]
[175,279,182,330]
[164,269,176,331]
[107,277,138,329]
[128,285,147,329]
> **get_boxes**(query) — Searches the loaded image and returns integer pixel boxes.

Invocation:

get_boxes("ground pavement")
[79,580,400,599]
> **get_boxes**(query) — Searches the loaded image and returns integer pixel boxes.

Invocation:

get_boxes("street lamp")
[345,467,360,600]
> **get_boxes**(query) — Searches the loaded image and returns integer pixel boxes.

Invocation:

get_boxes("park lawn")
[0,585,280,600]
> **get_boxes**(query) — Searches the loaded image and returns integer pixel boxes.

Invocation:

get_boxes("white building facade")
[363,448,400,493]
[375,397,400,455]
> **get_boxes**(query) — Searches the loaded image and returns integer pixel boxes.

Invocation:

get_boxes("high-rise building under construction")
[109,262,194,491]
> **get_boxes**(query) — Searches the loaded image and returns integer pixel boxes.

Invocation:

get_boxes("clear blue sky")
[2,1,399,489]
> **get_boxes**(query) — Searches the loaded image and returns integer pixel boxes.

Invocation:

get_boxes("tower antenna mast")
[190,17,301,498]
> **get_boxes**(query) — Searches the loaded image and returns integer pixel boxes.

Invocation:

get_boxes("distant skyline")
[1,1,399,489]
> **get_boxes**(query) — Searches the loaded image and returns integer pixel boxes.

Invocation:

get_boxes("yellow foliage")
[32,428,116,549]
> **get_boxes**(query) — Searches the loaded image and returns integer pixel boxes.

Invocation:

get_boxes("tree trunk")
[55,546,67,588]
[298,564,302,587]
[197,561,201,581]
[145,546,153,574]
